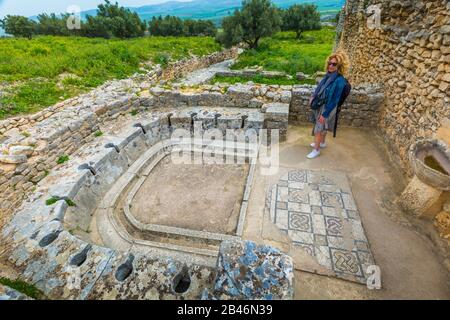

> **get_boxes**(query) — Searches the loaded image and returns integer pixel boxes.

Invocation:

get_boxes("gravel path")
[177,59,235,86]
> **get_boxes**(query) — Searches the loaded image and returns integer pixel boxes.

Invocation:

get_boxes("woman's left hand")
[319,115,326,124]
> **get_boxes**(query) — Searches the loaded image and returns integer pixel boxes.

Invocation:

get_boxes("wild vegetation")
[280,4,321,39]
[148,16,217,36]
[231,27,335,76]
[0,0,335,119]
[0,36,220,119]
[216,0,321,49]
[0,277,43,299]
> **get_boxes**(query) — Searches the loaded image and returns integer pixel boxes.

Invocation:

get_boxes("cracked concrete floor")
[242,125,450,300]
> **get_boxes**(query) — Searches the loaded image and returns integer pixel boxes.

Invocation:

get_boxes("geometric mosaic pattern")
[267,169,375,284]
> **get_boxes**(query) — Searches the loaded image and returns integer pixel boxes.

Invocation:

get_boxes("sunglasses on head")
[328,62,338,67]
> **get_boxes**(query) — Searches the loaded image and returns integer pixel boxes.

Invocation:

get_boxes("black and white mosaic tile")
[267,169,375,284]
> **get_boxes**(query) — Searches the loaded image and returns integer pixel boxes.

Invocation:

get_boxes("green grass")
[46,196,76,207]
[65,198,76,207]
[56,154,69,164]
[94,130,103,137]
[45,197,58,206]
[232,27,335,77]
[211,74,316,86]
[0,277,43,299]
[0,36,221,119]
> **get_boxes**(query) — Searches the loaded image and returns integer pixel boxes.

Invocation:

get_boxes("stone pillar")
[263,103,289,142]
[398,176,443,218]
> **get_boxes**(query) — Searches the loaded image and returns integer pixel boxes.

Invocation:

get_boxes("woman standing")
[307,51,349,159]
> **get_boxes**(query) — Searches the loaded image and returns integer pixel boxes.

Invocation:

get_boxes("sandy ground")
[131,155,248,234]
[243,125,450,300]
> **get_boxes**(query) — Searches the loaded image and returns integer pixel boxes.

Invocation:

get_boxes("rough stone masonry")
[336,0,450,175]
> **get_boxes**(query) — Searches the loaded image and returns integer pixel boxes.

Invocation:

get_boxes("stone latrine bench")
[1,113,294,300]
[0,80,383,235]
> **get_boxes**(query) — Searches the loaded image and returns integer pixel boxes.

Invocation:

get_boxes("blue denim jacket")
[322,74,346,118]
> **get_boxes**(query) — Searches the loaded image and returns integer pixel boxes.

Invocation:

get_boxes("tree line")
[1,0,322,48]
[0,0,216,39]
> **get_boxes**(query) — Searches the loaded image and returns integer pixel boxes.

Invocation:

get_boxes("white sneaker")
[307,149,321,159]
[310,142,326,148]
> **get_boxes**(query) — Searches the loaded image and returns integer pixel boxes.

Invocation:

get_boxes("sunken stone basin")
[400,139,450,218]
[129,156,248,235]
[410,139,450,191]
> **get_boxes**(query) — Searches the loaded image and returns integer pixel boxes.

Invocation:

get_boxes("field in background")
[232,27,335,77]
[0,27,335,120]
[0,36,221,119]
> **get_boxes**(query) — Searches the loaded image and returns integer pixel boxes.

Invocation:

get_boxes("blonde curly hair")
[325,51,349,76]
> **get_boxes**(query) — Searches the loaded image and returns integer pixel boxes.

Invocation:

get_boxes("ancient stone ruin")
[0,0,449,300]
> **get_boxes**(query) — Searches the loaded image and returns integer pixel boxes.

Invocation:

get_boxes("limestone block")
[264,103,289,122]
[296,72,307,80]
[87,251,215,300]
[248,98,263,109]
[227,84,254,101]
[202,240,294,300]
[280,91,292,103]
[9,146,34,157]
[0,154,27,164]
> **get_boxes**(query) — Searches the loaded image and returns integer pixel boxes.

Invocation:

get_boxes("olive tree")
[282,4,321,39]
[217,0,281,49]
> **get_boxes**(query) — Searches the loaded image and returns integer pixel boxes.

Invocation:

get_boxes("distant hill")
[1,0,343,35]
[70,0,344,24]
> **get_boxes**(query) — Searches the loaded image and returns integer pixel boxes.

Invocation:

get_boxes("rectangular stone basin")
[129,154,249,235]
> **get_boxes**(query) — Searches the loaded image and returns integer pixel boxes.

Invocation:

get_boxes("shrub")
[281,4,321,39]
[217,0,281,49]
[56,155,69,164]
[1,15,36,39]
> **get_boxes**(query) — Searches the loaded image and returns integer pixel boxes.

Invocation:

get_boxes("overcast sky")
[0,0,192,18]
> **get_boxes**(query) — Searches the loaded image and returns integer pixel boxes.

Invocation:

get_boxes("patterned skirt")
[312,105,337,136]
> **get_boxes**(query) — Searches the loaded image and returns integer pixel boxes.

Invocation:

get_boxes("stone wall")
[289,84,384,127]
[336,0,450,174]
[148,82,382,128]
[161,47,240,80]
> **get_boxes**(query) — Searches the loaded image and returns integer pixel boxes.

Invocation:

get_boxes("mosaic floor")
[266,169,375,284]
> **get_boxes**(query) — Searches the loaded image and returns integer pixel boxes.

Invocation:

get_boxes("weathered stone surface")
[444,198,450,213]
[434,211,450,240]
[0,284,32,300]
[296,72,308,80]
[399,176,442,218]
[227,84,254,101]
[0,154,27,164]
[264,103,289,122]
[9,146,34,157]
[203,240,294,300]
